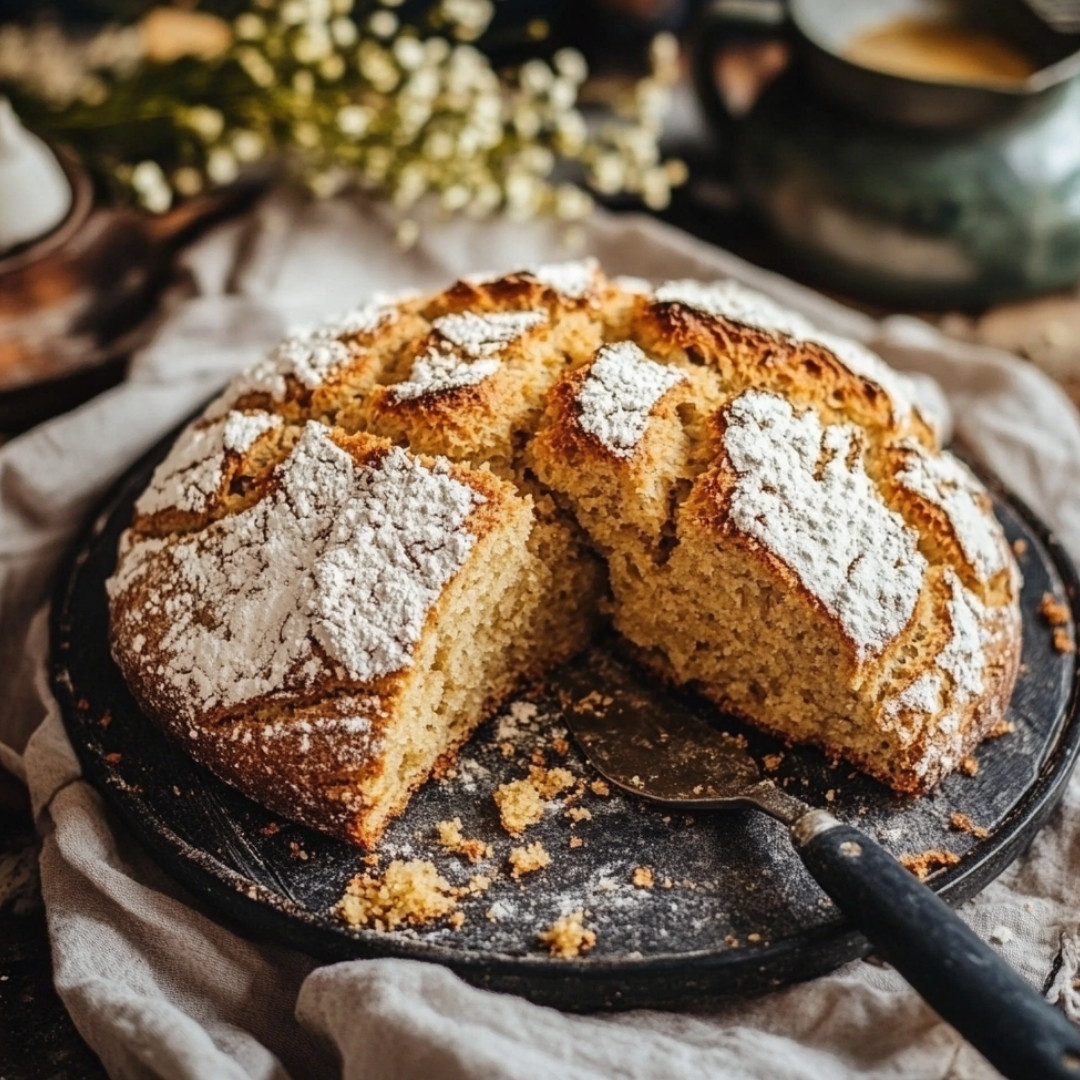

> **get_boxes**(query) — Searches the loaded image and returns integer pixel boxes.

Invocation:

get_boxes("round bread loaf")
[108,261,1020,847]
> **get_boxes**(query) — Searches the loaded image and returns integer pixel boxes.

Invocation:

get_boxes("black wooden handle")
[792,812,1080,1080]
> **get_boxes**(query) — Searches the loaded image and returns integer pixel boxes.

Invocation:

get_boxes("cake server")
[562,671,1080,1080]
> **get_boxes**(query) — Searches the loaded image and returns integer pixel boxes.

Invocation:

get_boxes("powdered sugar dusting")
[392,310,546,401]
[895,440,1005,583]
[723,391,926,661]
[206,294,406,419]
[882,672,943,745]
[222,411,281,453]
[526,258,598,297]
[392,349,501,401]
[432,310,545,357]
[655,279,816,339]
[938,570,988,705]
[465,259,598,298]
[575,342,686,458]
[880,572,988,761]
[136,411,282,516]
[306,290,414,340]
[112,423,485,717]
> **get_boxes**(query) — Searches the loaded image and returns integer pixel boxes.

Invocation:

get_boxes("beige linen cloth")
[3,193,1080,1080]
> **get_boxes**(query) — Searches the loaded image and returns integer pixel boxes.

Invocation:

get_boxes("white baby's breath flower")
[554,183,593,220]
[234,13,265,40]
[330,17,357,47]
[519,145,554,175]
[280,0,307,27]
[555,111,587,153]
[172,167,203,197]
[236,46,276,87]
[293,69,316,96]
[553,48,587,84]
[184,105,225,142]
[549,76,577,113]
[369,10,398,39]
[319,54,346,81]
[336,104,373,136]
[519,58,553,94]
[512,106,541,140]
[206,146,239,185]
[393,35,425,71]
[231,129,265,163]
[424,130,456,160]
[641,165,671,209]
[131,159,171,213]
[591,154,625,196]
[293,26,333,64]
[292,121,321,149]
[439,184,470,211]
[665,158,689,186]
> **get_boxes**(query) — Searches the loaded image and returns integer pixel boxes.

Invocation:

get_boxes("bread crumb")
[1041,592,1070,627]
[552,737,570,756]
[566,806,592,823]
[105,752,122,765]
[1054,627,1075,654]
[494,779,545,834]
[590,779,610,796]
[336,860,458,930]
[899,849,961,881]
[494,766,575,834]
[988,719,1015,739]
[661,877,674,889]
[509,842,552,878]
[436,817,492,862]
[539,910,595,958]
[747,932,761,943]
[448,911,466,930]
[762,753,784,772]
[1012,539,1027,556]
[825,788,836,803]
[959,756,979,776]
[530,748,546,767]
[990,925,1013,945]
[363,852,379,866]
[260,822,281,837]
[724,934,739,947]
[500,742,515,759]
[948,811,989,839]
[631,866,654,889]
[569,836,584,849]
[99,711,112,729]
[468,874,492,894]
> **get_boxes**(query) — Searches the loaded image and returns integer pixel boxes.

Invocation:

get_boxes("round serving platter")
[51,422,1080,1012]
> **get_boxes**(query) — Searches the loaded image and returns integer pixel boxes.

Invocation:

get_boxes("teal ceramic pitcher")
[692,0,1080,307]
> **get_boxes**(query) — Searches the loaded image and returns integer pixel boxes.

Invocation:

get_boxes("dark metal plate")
[50,426,1080,1011]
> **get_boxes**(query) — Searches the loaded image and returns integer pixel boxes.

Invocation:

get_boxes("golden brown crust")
[110,263,1023,849]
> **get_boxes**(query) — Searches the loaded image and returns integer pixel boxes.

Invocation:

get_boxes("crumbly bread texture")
[109,260,1022,847]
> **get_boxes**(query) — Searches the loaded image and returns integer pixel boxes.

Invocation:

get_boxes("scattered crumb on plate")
[899,849,961,881]
[436,817,492,862]
[631,866,654,889]
[1040,592,1070,627]
[509,842,552,878]
[948,811,989,839]
[539,910,596,957]
[336,859,459,930]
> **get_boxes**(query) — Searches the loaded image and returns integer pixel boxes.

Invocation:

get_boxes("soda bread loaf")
[108,260,1020,846]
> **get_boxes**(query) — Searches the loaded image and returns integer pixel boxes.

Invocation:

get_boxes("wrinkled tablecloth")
[3,193,1080,1080]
